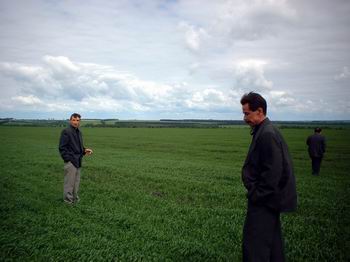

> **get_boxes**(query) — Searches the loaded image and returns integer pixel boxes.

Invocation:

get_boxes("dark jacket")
[59,125,85,168]
[306,133,326,158]
[242,118,297,213]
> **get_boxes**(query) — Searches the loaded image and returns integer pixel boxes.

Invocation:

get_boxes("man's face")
[70,117,81,128]
[242,103,264,127]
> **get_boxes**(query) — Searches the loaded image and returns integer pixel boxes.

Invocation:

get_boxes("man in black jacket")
[240,92,297,262]
[306,127,326,175]
[59,113,93,204]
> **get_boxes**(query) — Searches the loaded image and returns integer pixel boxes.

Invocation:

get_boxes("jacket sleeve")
[248,131,283,205]
[59,130,72,162]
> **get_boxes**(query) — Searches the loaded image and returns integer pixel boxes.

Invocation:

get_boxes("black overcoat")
[306,133,326,158]
[242,118,297,213]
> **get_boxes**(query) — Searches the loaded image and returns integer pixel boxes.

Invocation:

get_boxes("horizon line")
[1,117,350,122]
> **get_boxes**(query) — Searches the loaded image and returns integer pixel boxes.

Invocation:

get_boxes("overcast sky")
[0,0,349,120]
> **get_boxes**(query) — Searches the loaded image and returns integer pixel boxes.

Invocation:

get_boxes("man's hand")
[85,148,93,155]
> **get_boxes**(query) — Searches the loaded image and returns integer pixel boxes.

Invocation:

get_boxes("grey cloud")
[178,0,297,53]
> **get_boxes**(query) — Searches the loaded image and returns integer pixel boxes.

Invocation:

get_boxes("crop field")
[0,126,349,261]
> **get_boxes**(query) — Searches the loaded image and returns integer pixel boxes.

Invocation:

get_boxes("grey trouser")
[63,162,81,202]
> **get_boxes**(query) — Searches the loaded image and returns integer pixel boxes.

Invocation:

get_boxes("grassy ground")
[0,126,349,261]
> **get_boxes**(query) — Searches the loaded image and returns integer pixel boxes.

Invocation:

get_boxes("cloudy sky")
[0,0,349,120]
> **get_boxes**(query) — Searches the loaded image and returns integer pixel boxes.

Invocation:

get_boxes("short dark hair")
[70,113,81,120]
[240,92,267,115]
[314,127,322,133]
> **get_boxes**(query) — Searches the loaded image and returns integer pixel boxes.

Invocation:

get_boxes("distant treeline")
[0,118,14,125]
[1,118,349,129]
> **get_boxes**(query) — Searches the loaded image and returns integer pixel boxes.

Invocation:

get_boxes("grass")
[0,126,349,261]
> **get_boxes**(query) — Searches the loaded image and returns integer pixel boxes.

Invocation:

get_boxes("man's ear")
[257,107,264,115]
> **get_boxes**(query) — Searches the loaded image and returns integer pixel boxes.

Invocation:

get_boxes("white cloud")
[8,94,71,112]
[233,59,273,92]
[0,56,234,116]
[2,52,346,120]
[335,66,350,80]
[178,21,210,52]
[0,56,178,104]
[44,55,80,74]
[269,90,295,107]
[185,88,234,111]
[258,89,300,112]
[231,60,312,114]
[12,95,43,106]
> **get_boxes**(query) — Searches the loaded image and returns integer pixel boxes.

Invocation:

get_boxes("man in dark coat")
[59,113,93,204]
[240,92,297,262]
[306,127,326,175]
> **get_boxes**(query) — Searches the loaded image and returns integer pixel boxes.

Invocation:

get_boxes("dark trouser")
[311,157,322,175]
[243,202,285,262]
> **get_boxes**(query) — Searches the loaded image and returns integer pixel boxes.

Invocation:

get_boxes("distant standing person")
[240,92,297,262]
[59,113,93,204]
[306,127,326,176]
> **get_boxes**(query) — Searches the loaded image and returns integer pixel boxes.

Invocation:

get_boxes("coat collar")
[252,117,269,138]
[69,124,80,132]
[244,118,270,165]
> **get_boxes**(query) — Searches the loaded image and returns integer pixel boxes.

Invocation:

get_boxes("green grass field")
[0,126,349,261]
